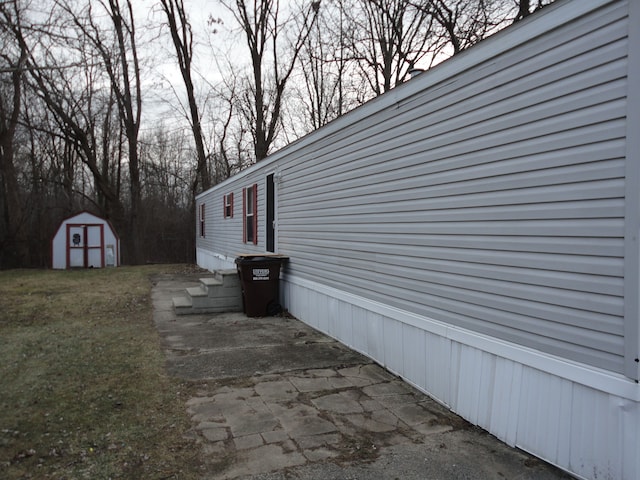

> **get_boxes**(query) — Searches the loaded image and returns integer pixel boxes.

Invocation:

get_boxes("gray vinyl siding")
[197,174,267,256]
[277,1,629,373]
[196,0,632,374]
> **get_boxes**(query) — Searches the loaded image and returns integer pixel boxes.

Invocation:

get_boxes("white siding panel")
[454,344,482,423]
[489,358,523,446]
[622,399,640,480]
[447,341,461,410]
[402,324,426,391]
[554,378,574,468]
[564,384,626,480]
[479,352,498,432]
[366,312,385,364]
[310,290,323,331]
[383,318,403,376]
[327,296,339,339]
[424,332,452,407]
[335,302,354,348]
[517,369,565,460]
[351,306,368,355]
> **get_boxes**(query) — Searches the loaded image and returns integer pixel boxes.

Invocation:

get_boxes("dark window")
[224,192,234,218]
[199,203,205,237]
[243,184,257,244]
[266,174,275,252]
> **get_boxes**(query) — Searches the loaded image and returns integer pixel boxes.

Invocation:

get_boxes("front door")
[266,173,275,252]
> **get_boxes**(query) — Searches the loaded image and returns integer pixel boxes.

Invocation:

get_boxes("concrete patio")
[151,273,573,480]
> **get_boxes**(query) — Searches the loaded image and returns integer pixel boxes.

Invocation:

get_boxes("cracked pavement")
[151,273,572,480]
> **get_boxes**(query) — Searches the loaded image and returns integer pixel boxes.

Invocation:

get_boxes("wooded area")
[0,0,553,268]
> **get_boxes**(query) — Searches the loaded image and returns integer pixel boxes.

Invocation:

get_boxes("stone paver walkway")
[152,274,572,480]
[186,365,457,478]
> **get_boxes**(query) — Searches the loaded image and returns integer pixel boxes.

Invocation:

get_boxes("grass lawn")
[0,265,203,479]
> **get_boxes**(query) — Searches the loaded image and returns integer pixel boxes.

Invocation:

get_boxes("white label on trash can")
[253,268,270,280]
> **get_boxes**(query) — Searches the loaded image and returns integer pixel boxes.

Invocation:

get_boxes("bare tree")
[99,0,143,263]
[411,0,556,59]
[0,0,28,267]
[222,0,320,161]
[208,67,254,181]
[419,0,513,55]
[60,0,144,262]
[343,0,433,96]
[513,0,553,22]
[9,2,123,216]
[292,0,355,131]
[6,0,145,262]
[159,0,211,195]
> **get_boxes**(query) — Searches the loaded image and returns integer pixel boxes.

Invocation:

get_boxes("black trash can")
[235,255,288,317]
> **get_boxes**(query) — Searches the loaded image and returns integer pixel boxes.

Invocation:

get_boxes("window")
[243,184,257,244]
[199,203,205,237]
[223,192,234,218]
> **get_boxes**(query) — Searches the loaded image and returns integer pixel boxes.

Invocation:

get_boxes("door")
[266,173,275,252]
[67,224,104,268]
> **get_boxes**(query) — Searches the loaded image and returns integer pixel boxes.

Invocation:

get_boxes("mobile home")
[195,1,639,478]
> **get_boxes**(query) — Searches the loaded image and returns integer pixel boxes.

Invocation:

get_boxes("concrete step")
[173,294,243,315]
[172,295,193,315]
[173,270,243,315]
[200,278,229,299]
[200,277,223,289]
[190,291,242,309]
[214,269,241,288]
[187,286,208,298]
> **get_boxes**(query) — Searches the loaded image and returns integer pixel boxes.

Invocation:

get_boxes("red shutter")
[223,195,227,218]
[230,192,234,218]
[242,188,247,243]
[252,184,258,245]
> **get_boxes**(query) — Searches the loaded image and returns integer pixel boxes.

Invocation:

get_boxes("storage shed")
[51,211,120,269]
[195,1,639,479]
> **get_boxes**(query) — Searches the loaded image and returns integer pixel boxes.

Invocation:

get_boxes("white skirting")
[281,274,640,480]
[196,248,236,272]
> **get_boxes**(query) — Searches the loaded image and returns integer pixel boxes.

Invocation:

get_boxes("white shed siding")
[275,0,629,374]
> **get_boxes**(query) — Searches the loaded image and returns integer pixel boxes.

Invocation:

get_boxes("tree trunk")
[0,25,28,267]
[160,0,211,192]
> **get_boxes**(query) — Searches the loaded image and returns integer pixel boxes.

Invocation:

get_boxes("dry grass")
[0,266,203,479]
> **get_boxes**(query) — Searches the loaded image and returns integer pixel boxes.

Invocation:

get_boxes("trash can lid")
[235,256,268,264]
[235,254,289,264]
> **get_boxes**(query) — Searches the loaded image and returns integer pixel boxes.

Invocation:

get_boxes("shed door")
[67,224,104,268]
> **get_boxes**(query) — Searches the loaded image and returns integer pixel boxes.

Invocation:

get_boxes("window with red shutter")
[243,184,257,244]
[224,192,234,218]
